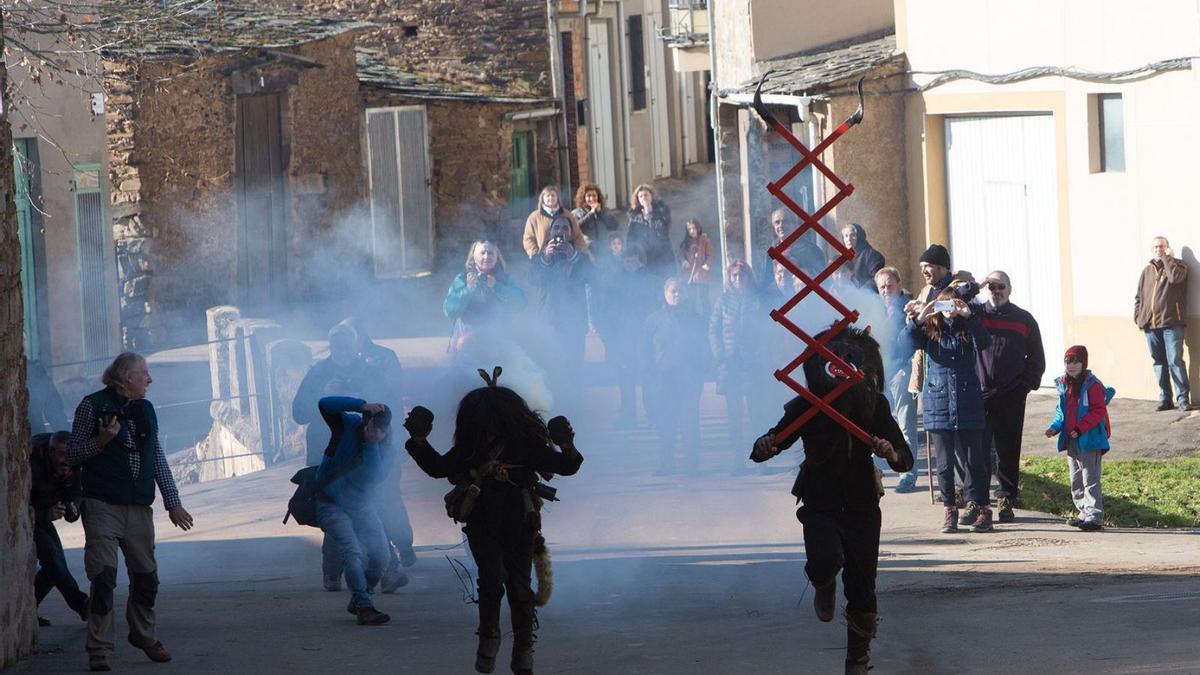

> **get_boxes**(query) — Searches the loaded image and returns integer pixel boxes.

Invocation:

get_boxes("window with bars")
[74,165,111,359]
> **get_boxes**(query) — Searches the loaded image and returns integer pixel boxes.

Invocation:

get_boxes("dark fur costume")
[405,381,582,675]
[752,326,913,672]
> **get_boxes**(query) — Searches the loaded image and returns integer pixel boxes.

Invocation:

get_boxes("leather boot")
[475,598,502,674]
[844,611,877,675]
[813,578,836,622]
[510,601,536,675]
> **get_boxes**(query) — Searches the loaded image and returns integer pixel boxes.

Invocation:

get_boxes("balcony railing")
[660,0,709,47]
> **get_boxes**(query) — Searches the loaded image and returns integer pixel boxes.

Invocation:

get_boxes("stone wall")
[0,17,38,662]
[106,33,364,348]
[273,0,554,97]
[361,89,561,264]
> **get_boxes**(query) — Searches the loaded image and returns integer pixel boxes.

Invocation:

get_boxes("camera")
[932,300,956,312]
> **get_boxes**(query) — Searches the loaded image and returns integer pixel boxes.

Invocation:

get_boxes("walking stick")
[926,429,936,504]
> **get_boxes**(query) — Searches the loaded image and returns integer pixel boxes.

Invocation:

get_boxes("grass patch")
[1019,456,1200,528]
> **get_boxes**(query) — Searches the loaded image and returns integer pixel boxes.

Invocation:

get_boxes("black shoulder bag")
[283,452,364,528]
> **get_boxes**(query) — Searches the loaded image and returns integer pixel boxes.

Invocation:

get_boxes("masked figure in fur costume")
[403,369,583,675]
[751,326,913,674]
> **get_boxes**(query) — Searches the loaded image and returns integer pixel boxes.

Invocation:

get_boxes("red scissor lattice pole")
[751,76,873,444]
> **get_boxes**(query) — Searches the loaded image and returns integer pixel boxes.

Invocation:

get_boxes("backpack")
[283,452,363,527]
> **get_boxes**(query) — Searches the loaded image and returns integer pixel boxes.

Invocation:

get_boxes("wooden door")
[235,93,287,309]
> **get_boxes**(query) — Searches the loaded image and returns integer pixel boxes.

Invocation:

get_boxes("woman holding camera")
[904,285,994,533]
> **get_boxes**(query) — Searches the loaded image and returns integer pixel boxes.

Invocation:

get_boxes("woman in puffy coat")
[904,285,993,533]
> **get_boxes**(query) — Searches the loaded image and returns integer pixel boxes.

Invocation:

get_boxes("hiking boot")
[88,654,111,672]
[1078,520,1103,532]
[1066,516,1083,528]
[1155,401,1175,412]
[511,646,534,675]
[959,501,979,526]
[895,474,918,493]
[997,497,1015,523]
[954,486,966,508]
[381,567,409,593]
[813,578,836,622]
[970,506,994,533]
[140,641,172,663]
[941,507,959,533]
[356,606,390,626]
[323,574,342,592]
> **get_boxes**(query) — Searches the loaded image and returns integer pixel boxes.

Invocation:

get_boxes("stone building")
[1,14,37,664]
[101,2,372,349]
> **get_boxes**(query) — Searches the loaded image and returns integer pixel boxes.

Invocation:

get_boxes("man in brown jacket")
[1135,236,1191,411]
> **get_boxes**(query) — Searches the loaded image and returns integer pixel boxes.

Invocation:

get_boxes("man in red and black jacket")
[975,271,1046,523]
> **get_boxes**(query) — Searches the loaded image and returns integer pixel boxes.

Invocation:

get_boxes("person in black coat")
[751,326,912,675]
[841,223,886,289]
[642,277,708,474]
[31,431,89,625]
[402,377,583,675]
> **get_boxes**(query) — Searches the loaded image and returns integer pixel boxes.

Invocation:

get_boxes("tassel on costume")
[533,534,553,607]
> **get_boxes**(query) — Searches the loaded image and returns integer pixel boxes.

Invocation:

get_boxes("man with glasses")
[975,271,1045,523]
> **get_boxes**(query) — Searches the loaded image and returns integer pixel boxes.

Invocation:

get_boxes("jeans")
[929,429,989,507]
[1145,326,1190,406]
[34,518,88,613]
[886,368,920,480]
[316,500,389,609]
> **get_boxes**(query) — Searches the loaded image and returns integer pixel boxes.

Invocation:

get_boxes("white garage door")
[945,114,1064,388]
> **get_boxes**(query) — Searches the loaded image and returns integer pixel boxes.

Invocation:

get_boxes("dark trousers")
[466,508,537,649]
[930,429,989,507]
[798,506,881,614]
[34,518,88,612]
[985,390,1028,500]
[650,376,701,470]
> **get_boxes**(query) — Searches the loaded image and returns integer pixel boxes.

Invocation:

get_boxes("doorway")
[235,93,288,309]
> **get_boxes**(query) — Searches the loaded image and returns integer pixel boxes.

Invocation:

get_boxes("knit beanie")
[1064,345,1088,370]
[918,244,951,269]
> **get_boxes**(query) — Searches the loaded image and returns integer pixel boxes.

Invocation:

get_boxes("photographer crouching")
[31,431,89,626]
[313,396,396,626]
[67,352,194,672]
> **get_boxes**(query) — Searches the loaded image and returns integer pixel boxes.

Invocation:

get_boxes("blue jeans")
[1145,327,1190,406]
[886,368,920,480]
[316,500,389,609]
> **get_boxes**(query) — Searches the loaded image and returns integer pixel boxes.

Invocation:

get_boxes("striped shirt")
[66,397,182,510]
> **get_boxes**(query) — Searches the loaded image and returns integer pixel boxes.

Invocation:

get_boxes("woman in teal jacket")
[1045,345,1112,531]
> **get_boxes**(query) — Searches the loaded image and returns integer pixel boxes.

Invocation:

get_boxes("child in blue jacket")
[1044,345,1112,531]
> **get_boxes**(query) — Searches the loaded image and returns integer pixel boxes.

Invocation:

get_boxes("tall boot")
[475,598,502,674]
[813,577,836,622]
[844,610,877,675]
[509,601,536,675]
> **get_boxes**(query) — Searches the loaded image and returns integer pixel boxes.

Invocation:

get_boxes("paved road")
[20,387,1200,674]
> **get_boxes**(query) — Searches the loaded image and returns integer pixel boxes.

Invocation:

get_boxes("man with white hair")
[975,271,1045,523]
[1135,236,1191,411]
[67,352,194,672]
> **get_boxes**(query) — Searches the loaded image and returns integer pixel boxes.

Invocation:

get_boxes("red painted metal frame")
[752,77,873,445]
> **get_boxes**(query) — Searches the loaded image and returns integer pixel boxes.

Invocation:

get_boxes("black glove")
[547,416,574,447]
[403,406,434,439]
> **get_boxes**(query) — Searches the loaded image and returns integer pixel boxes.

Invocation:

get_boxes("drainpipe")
[547,0,572,188]
[615,0,635,204]
[708,0,730,283]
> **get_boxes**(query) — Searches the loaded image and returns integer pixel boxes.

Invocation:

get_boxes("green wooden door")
[13,139,39,359]
[509,131,535,219]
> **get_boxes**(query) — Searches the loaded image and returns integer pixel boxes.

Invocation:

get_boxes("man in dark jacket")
[67,353,193,672]
[975,271,1046,522]
[841,223,886,289]
[751,326,912,674]
[643,277,708,474]
[294,319,413,592]
[31,431,89,626]
[1134,236,1191,411]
